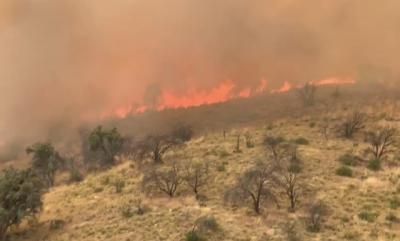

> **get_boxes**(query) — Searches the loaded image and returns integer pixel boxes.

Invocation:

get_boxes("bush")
[368,159,381,171]
[69,167,83,183]
[389,196,400,209]
[358,211,378,222]
[339,154,357,166]
[185,230,204,241]
[196,216,219,233]
[336,166,353,177]
[307,201,328,233]
[293,137,309,145]
[386,213,399,223]
[0,168,44,239]
[113,178,125,193]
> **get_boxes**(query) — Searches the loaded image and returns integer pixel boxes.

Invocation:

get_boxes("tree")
[274,144,303,212]
[135,125,193,164]
[341,111,367,138]
[279,166,301,212]
[183,160,210,198]
[88,126,123,166]
[142,162,183,197]
[297,83,317,107]
[264,136,285,162]
[26,142,62,187]
[0,168,43,240]
[366,127,396,161]
[225,161,278,214]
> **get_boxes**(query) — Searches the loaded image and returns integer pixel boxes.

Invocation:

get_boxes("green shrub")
[185,230,204,241]
[339,154,357,166]
[389,196,400,209]
[293,137,309,145]
[368,159,381,171]
[358,211,378,222]
[309,122,316,128]
[336,166,353,177]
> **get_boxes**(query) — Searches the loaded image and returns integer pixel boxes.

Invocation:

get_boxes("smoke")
[0,0,400,144]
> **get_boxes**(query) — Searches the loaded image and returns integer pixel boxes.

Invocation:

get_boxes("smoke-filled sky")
[0,0,400,142]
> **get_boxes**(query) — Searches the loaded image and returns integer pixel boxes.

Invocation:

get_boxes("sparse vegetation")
[293,137,309,145]
[264,136,285,161]
[225,161,277,214]
[142,162,183,197]
[307,201,328,233]
[336,166,353,177]
[358,211,378,223]
[341,111,367,138]
[297,83,317,107]
[365,127,396,161]
[367,158,381,171]
[183,160,210,198]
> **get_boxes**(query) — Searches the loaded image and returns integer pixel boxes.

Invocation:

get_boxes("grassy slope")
[9,96,400,241]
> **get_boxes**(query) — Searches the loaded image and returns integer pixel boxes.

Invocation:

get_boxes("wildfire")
[105,77,355,119]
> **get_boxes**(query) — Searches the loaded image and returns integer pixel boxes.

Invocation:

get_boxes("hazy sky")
[0,0,399,142]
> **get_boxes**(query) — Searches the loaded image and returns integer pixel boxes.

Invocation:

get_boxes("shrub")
[339,154,357,166]
[307,201,328,233]
[196,216,219,233]
[358,211,378,223]
[389,196,400,209]
[368,159,381,171]
[185,230,204,241]
[113,178,125,193]
[293,137,309,145]
[386,213,399,223]
[0,168,43,239]
[69,166,83,183]
[336,166,353,177]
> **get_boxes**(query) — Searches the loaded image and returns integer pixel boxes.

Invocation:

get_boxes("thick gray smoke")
[0,0,399,144]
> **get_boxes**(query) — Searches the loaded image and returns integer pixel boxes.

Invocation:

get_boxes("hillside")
[8,92,400,241]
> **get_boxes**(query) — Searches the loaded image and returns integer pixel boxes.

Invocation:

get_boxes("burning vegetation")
[1,1,400,241]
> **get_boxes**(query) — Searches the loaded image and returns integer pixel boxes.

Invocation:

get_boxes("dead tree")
[234,134,242,153]
[264,136,285,162]
[366,127,396,160]
[225,161,278,214]
[134,125,193,164]
[277,144,303,212]
[244,132,255,148]
[142,162,182,197]
[183,160,210,198]
[297,83,317,107]
[341,111,367,138]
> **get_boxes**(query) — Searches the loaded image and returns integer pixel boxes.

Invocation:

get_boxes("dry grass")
[8,97,400,241]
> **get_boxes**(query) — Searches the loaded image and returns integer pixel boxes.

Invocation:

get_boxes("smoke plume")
[0,0,399,143]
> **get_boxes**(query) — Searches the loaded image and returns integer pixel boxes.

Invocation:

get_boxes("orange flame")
[104,77,355,119]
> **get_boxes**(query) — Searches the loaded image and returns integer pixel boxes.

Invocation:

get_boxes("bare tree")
[274,144,303,212]
[225,161,278,214]
[183,160,210,198]
[264,136,285,162]
[297,83,317,107]
[234,134,242,153]
[134,125,193,164]
[341,111,367,138]
[366,127,396,161]
[142,162,183,197]
[244,132,255,148]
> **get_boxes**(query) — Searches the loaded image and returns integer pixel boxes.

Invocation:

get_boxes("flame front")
[105,77,355,119]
